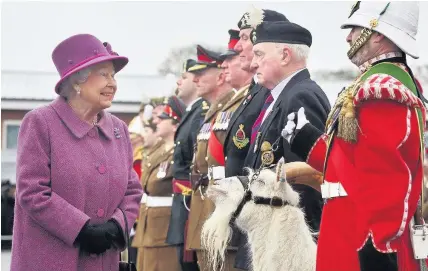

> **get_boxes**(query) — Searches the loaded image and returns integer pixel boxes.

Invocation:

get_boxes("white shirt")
[253,74,259,84]
[261,69,305,124]
[186,97,201,112]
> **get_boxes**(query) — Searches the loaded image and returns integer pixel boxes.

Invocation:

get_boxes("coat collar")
[221,84,250,113]
[50,97,114,140]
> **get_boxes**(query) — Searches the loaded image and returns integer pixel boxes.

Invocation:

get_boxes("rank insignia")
[260,141,274,166]
[202,101,210,110]
[233,124,249,149]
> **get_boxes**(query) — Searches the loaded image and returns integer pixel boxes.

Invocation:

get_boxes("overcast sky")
[2,1,428,76]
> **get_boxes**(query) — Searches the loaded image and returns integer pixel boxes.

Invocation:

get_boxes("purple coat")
[11,97,143,271]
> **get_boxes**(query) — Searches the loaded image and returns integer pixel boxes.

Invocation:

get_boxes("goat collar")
[229,176,290,226]
[253,196,290,207]
[229,176,251,226]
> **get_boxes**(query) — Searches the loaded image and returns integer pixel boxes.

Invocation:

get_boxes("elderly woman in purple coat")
[10,34,143,271]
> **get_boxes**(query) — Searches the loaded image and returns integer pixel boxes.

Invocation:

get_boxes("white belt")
[321,181,348,199]
[208,166,225,180]
[140,194,173,207]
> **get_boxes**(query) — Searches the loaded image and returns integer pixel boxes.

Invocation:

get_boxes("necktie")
[251,93,274,144]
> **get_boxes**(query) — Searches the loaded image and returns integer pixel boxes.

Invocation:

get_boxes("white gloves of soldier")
[281,107,309,143]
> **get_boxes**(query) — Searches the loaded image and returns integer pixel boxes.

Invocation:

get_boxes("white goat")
[201,162,316,271]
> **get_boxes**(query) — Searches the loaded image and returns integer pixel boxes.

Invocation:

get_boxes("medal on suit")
[156,161,168,178]
[197,123,211,141]
[233,124,249,149]
[260,141,274,166]
[243,94,252,105]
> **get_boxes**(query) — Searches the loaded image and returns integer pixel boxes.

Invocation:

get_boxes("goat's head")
[207,158,300,216]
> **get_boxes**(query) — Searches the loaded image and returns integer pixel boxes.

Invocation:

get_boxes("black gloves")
[98,220,125,249]
[76,220,124,255]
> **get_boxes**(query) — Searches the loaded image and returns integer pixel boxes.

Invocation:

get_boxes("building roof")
[1,70,176,112]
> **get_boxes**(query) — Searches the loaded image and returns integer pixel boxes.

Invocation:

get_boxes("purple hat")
[52,34,129,94]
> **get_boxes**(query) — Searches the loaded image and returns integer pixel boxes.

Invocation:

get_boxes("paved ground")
[2,250,11,270]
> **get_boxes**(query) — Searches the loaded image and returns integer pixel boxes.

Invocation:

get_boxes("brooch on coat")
[113,128,121,139]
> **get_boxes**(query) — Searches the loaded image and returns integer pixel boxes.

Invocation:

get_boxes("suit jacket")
[235,69,331,270]
[223,81,270,177]
[166,98,207,245]
[186,90,235,251]
[172,98,206,180]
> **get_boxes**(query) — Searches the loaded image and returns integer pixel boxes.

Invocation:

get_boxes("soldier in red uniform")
[282,2,427,271]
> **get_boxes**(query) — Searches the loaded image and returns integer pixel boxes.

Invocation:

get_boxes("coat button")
[97,164,106,174]
[96,208,105,218]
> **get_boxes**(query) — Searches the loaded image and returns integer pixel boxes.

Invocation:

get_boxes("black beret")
[238,9,289,30]
[158,96,185,122]
[188,45,223,73]
[250,21,312,47]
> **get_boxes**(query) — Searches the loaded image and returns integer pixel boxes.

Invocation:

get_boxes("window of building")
[2,120,21,149]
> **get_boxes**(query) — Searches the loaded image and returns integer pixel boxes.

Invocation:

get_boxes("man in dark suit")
[223,8,289,179]
[239,20,331,269]
[165,59,206,271]
[221,8,290,270]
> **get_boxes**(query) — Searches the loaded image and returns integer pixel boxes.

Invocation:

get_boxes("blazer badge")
[233,124,249,149]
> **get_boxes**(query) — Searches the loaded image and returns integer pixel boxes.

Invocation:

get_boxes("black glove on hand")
[96,220,125,249]
[76,223,112,255]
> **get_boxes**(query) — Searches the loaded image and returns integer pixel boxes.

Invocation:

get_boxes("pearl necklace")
[68,102,99,126]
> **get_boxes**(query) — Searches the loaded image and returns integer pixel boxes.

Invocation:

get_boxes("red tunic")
[294,74,426,271]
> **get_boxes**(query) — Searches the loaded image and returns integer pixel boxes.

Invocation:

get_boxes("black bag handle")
[119,208,132,270]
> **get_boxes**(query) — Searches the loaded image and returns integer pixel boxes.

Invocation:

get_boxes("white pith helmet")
[341,1,419,59]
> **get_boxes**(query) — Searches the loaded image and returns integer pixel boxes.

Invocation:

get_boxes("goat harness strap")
[229,176,251,226]
[229,176,291,226]
[253,196,290,207]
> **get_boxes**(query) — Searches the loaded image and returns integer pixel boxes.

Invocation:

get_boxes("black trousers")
[176,244,200,271]
[358,239,398,271]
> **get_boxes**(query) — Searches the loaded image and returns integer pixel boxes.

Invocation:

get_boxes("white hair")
[58,67,92,99]
[275,43,310,62]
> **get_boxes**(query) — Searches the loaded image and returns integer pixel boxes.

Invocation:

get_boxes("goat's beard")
[201,207,233,271]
